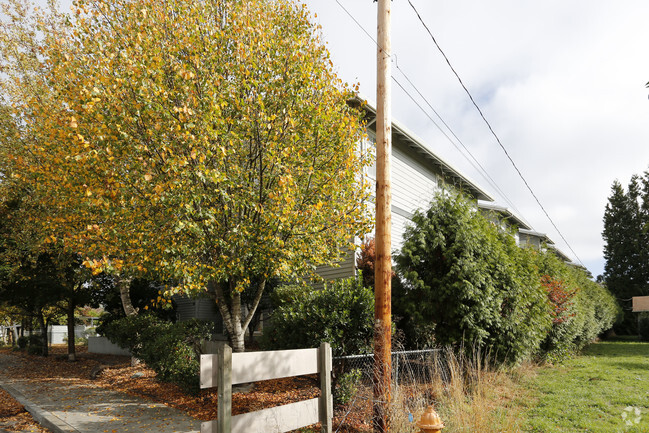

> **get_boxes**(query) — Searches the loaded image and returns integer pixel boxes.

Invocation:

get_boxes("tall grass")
[389,347,525,433]
[334,347,527,432]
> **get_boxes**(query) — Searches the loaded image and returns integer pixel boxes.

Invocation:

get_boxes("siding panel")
[313,248,357,285]
[391,145,438,214]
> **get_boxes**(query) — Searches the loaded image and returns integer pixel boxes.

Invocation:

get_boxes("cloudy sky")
[297,0,649,278]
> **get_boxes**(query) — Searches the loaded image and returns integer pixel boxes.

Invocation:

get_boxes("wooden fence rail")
[200,342,332,433]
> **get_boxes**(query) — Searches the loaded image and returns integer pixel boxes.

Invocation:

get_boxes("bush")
[334,368,362,406]
[392,192,621,364]
[394,192,551,364]
[262,275,374,357]
[101,314,214,393]
[138,319,214,389]
[535,252,621,361]
[100,313,169,357]
[26,334,44,355]
[16,335,28,349]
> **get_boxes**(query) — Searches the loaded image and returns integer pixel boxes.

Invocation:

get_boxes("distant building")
[315,101,494,282]
[478,201,531,245]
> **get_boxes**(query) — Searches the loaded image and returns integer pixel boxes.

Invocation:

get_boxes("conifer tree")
[603,176,649,333]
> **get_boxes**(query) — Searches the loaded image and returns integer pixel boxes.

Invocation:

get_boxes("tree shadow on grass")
[610,361,649,373]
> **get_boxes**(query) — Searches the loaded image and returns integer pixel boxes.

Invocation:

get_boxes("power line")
[330,0,582,266]
[333,0,378,46]
[331,0,530,230]
[393,62,527,221]
[405,0,584,266]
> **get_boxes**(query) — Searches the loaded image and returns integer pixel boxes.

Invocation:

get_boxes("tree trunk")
[230,294,245,353]
[214,279,266,353]
[37,313,48,357]
[117,274,137,316]
[66,300,77,361]
[247,315,257,345]
[116,273,140,365]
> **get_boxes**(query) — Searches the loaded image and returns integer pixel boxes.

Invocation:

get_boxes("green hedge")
[535,252,621,362]
[394,193,551,364]
[394,192,620,364]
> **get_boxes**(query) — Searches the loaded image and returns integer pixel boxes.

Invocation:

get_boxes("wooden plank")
[633,296,649,312]
[218,344,232,433]
[201,421,214,433]
[201,399,319,433]
[201,348,319,386]
[319,343,333,433]
[200,353,218,389]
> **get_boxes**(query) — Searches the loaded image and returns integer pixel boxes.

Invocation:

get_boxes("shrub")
[101,314,214,393]
[26,334,44,355]
[16,335,28,349]
[100,313,169,357]
[138,319,214,389]
[334,368,362,406]
[394,192,551,363]
[262,275,374,357]
[535,251,621,361]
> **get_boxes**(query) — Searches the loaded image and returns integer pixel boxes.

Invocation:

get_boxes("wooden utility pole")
[374,0,392,431]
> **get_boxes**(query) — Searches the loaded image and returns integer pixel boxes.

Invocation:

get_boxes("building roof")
[477,201,532,230]
[547,244,572,263]
[518,229,555,246]
[358,100,494,202]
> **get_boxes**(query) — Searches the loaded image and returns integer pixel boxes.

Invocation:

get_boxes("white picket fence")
[199,342,333,433]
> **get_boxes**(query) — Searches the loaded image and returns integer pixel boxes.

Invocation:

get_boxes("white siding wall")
[389,145,439,252]
[391,211,411,253]
[391,146,438,216]
[313,247,357,285]
[315,137,441,283]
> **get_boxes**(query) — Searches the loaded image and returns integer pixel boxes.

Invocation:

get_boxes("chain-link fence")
[331,349,446,432]
[333,348,442,387]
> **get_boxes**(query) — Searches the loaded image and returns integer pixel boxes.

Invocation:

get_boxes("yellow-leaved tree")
[1,0,372,351]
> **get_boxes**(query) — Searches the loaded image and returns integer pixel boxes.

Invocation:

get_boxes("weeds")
[334,346,526,432]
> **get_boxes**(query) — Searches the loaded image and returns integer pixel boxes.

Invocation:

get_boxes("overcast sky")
[297,0,649,278]
[48,0,649,278]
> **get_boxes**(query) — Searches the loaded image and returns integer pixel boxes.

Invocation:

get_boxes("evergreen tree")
[393,192,551,363]
[603,177,649,333]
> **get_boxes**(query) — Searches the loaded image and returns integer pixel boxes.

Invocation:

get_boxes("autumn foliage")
[0,0,372,351]
[356,238,376,289]
[540,275,577,325]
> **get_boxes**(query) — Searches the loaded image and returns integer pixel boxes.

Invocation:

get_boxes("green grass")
[521,340,649,432]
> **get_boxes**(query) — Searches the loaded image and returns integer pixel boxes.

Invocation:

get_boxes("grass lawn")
[521,339,649,433]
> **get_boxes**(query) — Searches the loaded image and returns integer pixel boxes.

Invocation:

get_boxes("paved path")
[0,354,200,433]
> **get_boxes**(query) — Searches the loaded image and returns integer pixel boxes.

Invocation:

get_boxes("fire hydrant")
[417,405,444,433]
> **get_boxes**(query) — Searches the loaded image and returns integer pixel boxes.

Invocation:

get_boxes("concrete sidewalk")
[0,354,200,433]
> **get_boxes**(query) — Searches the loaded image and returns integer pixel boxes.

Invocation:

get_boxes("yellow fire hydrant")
[417,405,444,433]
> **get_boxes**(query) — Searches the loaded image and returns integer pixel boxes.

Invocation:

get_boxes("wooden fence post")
[319,342,332,433]
[201,340,222,355]
[218,343,232,433]
[201,344,331,433]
